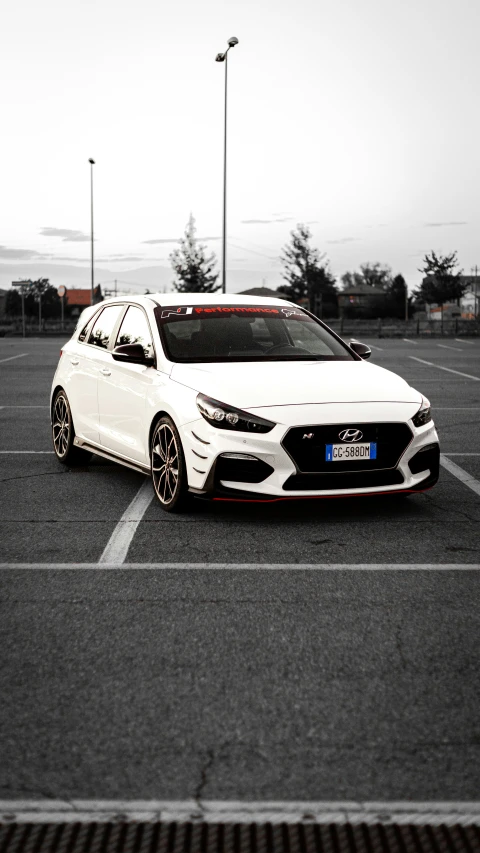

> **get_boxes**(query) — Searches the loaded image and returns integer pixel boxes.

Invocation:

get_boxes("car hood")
[170,360,422,408]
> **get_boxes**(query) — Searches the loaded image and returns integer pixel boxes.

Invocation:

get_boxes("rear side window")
[88,305,123,350]
[78,311,98,343]
[115,305,155,361]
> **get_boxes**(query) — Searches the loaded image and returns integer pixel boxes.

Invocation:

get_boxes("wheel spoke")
[153,440,165,462]
[162,428,169,462]
[151,424,180,504]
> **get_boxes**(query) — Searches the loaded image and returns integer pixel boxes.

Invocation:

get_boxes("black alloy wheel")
[52,390,92,466]
[151,416,191,512]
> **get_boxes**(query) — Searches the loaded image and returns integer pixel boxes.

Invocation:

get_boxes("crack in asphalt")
[425,495,480,525]
[194,748,215,812]
[395,615,408,670]
[0,472,68,485]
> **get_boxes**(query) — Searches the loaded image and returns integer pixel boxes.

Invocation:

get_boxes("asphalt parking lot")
[1,335,479,807]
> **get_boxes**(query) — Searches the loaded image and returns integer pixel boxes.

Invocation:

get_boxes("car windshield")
[155,304,354,363]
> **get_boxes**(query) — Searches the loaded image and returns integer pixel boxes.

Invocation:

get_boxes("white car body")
[51,293,439,503]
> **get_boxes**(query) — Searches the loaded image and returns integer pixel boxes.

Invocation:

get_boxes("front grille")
[283,469,404,491]
[0,821,477,853]
[282,422,413,474]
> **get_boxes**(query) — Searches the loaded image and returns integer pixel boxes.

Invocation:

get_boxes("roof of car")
[148,292,295,307]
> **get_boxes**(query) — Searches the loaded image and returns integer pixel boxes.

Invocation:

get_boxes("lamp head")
[88,158,95,165]
[228,36,239,47]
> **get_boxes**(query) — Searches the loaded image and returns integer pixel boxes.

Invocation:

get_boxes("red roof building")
[64,285,103,310]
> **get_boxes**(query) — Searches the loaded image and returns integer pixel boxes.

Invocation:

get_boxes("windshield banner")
[158,305,309,321]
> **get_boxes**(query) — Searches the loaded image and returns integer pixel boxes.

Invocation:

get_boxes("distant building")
[238,286,290,300]
[422,275,479,320]
[65,285,103,316]
[338,285,387,314]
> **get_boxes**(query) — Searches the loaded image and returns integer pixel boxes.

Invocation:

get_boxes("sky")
[1,0,479,294]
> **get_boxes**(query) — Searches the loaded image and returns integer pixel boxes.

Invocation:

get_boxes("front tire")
[52,390,92,466]
[151,416,191,512]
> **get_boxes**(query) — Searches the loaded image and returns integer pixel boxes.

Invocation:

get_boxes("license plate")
[325,442,377,461]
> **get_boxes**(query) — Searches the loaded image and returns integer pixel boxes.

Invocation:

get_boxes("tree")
[6,279,60,324]
[170,214,220,292]
[341,262,393,291]
[416,251,465,306]
[279,223,338,316]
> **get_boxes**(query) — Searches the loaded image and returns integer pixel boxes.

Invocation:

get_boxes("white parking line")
[0,352,29,364]
[455,338,476,344]
[98,478,154,564]
[437,344,463,351]
[367,343,383,351]
[403,338,417,344]
[0,799,479,826]
[0,563,478,571]
[443,452,480,456]
[409,356,480,381]
[0,450,54,454]
[440,455,480,497]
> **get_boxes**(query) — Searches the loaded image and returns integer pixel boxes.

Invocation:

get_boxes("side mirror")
[349,339,372,359]
[112,343,155,366]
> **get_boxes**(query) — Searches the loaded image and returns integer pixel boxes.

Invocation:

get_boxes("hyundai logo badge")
[338,428,363,442]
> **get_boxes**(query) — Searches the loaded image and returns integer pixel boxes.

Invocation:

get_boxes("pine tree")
[170,214,220,293]
[279,223,337,316]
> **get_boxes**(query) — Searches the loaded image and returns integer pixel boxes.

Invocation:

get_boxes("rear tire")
[151,416,192,513]
[52,390,92,466]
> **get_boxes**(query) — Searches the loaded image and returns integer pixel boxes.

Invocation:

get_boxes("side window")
[115,306,155,361]
[78,311,99,343]
[89,305,123,350]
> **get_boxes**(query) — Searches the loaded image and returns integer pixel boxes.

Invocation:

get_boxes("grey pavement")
[1,335,479,801]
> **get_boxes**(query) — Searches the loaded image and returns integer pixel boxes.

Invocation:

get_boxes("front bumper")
[180,403,439,500]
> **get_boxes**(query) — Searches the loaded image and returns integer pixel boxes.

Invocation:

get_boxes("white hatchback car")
[51,293,439,511]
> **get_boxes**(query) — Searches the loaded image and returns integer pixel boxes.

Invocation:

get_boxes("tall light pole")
[215,37,239,294]
[89,158,95,305]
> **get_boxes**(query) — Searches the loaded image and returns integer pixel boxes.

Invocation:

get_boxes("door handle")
[100,367,111,376]
[70,358,79,366]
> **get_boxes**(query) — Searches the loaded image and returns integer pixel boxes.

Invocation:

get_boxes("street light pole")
[89,158,95,305]
[216,37,238,294]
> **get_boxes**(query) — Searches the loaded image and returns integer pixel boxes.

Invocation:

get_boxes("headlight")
[412,396,432,427]
[196,393,275,433]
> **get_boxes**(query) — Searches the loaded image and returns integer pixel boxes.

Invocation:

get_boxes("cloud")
[142,235,220,244]
[424,221,467,227]
[0,245,51,260]
[272,212,292,216]
[96,256,145,263]
[273,217,294,223]
[305,220,319,224]
[53,256,90,263]
[241,219,274,224]
[40,227,90,242]
[326,237,358,245]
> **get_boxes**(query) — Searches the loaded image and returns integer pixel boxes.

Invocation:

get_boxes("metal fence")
[325,319,480,338]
